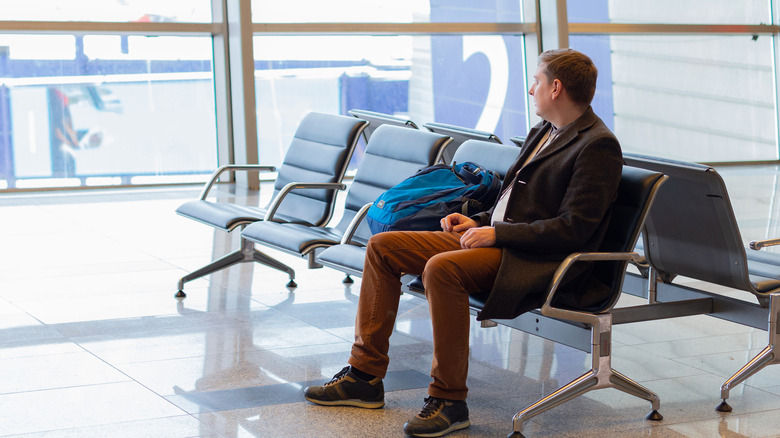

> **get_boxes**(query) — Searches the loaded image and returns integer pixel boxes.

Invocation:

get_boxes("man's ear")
[551,78,563,100]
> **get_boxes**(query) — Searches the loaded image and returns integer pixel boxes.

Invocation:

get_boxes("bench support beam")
[611,298,713,325]
[622,274,768,330]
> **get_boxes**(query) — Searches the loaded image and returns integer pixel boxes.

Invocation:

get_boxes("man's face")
[529,64,553,120]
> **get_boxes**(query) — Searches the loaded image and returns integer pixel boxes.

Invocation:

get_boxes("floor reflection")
[2,175,780,437]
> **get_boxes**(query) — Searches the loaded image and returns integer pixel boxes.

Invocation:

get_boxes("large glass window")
[566,0,778,163]
[8,0,779,191]
[250,0,529,168]
[0,1,212,23]
[0,34,217,189]
[571,34,776,162]
[567,0,771,25]
[252,34,529,168]
[251,0,522,23]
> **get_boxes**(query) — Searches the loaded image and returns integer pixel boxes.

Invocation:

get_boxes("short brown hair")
[538,49,598,106]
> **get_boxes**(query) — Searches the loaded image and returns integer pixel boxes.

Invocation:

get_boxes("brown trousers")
[347,230,501,400]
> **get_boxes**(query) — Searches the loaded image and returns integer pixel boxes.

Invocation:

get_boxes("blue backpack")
[366,162,502,234]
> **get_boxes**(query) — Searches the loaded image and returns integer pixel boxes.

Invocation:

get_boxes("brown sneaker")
[403,396,470,437]
[303,366,384,409]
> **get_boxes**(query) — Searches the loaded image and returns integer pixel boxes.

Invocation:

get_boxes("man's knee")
[422,253,461,286]
[366,232,395,255]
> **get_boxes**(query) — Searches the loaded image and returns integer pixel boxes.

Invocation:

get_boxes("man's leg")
[349,231,463,377]
[423,247,501,400]
[403,247,501,437]
[304,231,461,409]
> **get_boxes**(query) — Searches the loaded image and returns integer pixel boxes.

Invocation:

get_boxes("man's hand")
[459,226,496,248]
[440,214,496,248]
[440,213,478,233]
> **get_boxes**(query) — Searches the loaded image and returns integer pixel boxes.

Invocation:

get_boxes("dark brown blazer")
[472,106,623,320]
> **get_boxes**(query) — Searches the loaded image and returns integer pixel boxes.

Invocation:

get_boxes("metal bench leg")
[176,250,246,297]
[508,370,599,437]
[508,314,661,438]
[252,245,297,288]
[717,291,780,412]
[176,238,296,297]
[610,369,662,418]
[307,251,323,269]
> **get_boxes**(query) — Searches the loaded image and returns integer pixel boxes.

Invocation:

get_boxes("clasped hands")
[440,213,496,249]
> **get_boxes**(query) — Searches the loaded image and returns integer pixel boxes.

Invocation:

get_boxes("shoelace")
[418,396,444,419]
[325,366,351,386]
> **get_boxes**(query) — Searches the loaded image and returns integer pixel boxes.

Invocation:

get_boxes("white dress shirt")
[490,126,558,225]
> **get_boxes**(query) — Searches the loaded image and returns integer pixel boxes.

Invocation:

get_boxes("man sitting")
[304,48,623,438]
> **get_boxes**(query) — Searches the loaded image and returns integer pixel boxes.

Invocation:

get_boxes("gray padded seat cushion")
[746,249,780,279]
[316,243,369,274]
[745,250,780,292]
[176,202,314,231]
[748,274,780,293]
[241,222,342,253]
[451,140,522,179]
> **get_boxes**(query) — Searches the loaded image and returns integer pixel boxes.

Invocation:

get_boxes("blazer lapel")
[500,121,551,191]
[525,107,600,164]
[517,122,550,163]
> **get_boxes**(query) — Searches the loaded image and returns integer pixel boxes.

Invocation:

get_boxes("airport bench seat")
[173,112,367,296]
[622,153,780,413]
[239,125,451,276]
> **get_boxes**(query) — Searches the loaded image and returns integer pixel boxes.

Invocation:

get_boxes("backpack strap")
[455,162,486,185]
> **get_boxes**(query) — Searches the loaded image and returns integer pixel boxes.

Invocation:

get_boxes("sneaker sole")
[304,396,385,409]
[407,419,470,437]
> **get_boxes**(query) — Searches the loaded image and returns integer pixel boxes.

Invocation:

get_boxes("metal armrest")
[264,182,347,221]
[339,202,373,244]
[198,164,276,200]
[422,121,500,142]
[750,238,780,250]
[541,251,644,325]
[629,255,648,269]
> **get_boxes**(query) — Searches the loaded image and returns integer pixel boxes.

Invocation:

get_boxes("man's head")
[528,49,598,127]
[537,48,598,106]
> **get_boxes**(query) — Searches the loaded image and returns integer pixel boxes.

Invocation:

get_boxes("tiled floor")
[0,164,780,437]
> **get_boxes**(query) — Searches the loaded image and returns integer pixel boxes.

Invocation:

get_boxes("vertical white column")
[538,0,569,51]
[773,0,780,162]
[524,1,544,128]
[217,0,259,189]
[212,0,234,174]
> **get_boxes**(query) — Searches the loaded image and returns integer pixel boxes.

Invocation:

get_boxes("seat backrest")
[271,112,367,226]
[348,109,418,142]
[450,139,521,179]
[423,122,502,164]
[509,136,526,148]
[336,124,451,242]
[586,166,666,312]
[624,153,754,293]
